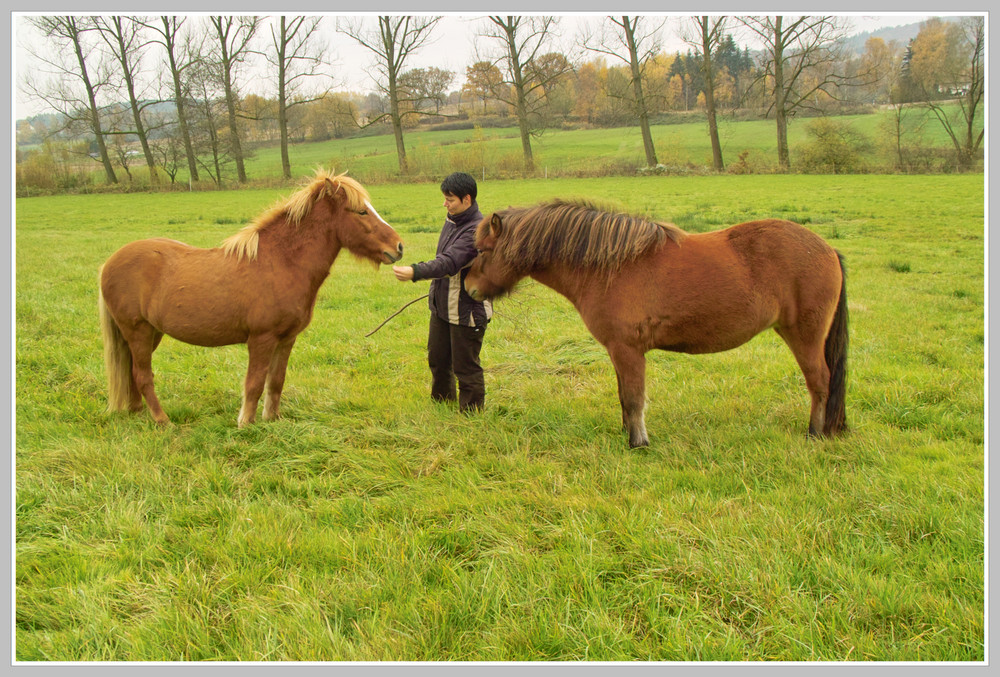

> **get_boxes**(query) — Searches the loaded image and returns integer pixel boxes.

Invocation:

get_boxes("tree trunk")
[223,71,247,183]
[503,19,534,174]
[385,50,408,174]
[623,17,657,168]
[775,101,790,171]
[68,21,117,184]
[162,18,199,182]
[772,18,791,172]
[106,18,158,184]
[277,18,292,179]
[700,17,724,171]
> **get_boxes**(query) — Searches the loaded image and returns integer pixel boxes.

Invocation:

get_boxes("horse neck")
[529,264,592,307]
[261,203,343,281]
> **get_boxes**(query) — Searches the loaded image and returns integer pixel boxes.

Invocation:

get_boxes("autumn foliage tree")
[907,17,985,168]
[582,16,664,167]
[463,61,504,116]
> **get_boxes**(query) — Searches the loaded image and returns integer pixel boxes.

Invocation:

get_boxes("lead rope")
[364,294,429,337]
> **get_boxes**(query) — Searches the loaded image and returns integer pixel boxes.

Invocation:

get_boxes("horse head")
[325,176,403,266]
[466,211,521,300]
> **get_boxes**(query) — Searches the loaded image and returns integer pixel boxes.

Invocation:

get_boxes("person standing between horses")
[393,172,492,412]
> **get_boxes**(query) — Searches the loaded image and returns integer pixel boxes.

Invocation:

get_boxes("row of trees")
[18,14,985,188]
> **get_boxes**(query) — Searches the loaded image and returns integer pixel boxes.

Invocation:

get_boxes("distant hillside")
[843,16,964,53]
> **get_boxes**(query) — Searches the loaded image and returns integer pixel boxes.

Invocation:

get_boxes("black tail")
[823,252,848,435]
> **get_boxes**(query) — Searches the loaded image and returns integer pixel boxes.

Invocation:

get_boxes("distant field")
[27,104,975,190]
[240,105,976,182]
[15,174,984,660]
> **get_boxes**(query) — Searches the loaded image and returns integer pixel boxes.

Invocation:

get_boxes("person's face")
[443,192,472,216]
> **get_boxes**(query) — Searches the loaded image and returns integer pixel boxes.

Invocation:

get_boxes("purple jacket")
[411,202,493,327]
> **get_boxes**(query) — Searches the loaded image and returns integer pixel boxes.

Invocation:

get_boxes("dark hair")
[440,172,477,202]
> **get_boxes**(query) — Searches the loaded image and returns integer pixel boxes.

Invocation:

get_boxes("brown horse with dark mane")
[464,200,848,447]
[99,169,403,427]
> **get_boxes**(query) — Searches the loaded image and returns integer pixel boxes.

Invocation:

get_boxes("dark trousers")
[427,314,486,412]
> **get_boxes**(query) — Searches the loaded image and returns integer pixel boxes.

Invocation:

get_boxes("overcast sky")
[13,12,949,120]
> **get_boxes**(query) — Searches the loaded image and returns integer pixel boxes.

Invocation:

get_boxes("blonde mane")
[477,200,686,275]
[221,168,371,261]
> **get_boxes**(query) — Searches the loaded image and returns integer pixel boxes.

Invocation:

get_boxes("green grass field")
[239,106,971,183]
[15,174,984,661]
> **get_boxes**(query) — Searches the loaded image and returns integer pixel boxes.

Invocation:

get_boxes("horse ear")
[490,213,504,238]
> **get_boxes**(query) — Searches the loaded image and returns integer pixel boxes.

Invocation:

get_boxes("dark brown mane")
[478,199,686,274]
[221,168,370,261]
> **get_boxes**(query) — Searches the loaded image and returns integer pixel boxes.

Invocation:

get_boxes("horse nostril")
[397,243,404,255]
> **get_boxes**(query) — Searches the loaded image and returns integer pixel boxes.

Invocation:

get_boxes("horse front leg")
[262,337,297,422]
[239,335,278,428]
[606,342,649,448]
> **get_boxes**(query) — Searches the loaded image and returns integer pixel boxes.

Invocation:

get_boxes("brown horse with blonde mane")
[465,200,848,447]
[99,169,403,427]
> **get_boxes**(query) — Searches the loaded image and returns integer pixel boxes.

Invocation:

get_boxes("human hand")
[393,265,414,281]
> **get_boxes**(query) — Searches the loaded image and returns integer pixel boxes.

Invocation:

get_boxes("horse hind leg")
[99,290,142,413]
[775,327,830,437]
[126,324,169,425]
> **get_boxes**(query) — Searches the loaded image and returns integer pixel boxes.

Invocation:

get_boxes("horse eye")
[358,210,368,216]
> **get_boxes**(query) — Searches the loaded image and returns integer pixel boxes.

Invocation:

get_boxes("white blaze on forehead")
[364,200,390,227]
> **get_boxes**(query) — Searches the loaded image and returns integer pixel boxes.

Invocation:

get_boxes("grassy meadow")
[244,106,976,183]
[15,173,984,661]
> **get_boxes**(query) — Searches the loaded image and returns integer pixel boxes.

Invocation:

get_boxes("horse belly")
[152,299,250,347]
[642,249,778,354]
[645,298,775,354]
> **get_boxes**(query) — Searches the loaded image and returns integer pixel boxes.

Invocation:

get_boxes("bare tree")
[141,16,204,182]
[737,15,849,171]
[480,15,571,173]
[267,16,329,179]
[582,16,665,168]
[93,16,161,185]
[186,58,233,187]
[208,15,262,183]
[686,16,728,171]
[22,16,119,183]
[338,15,441,174]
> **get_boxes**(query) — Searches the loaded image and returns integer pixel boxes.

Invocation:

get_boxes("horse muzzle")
[383,243,404,264]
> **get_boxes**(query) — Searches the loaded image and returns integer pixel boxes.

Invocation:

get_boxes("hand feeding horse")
[464,200,848,447]
[98,168,403,427]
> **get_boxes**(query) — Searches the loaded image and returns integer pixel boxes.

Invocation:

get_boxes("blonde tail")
[98,273,136,411]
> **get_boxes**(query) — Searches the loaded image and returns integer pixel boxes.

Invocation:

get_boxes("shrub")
[797,118,872,174]
[15,148,95,197]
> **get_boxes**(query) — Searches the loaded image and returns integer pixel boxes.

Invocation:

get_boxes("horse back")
[589,218,841,354]
[721,219,836,267]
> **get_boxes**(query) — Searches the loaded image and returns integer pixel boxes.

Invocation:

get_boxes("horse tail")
[823,252,849,435]
[98,271,136,412]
